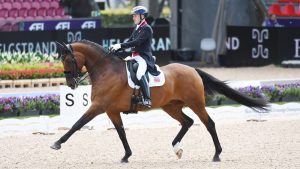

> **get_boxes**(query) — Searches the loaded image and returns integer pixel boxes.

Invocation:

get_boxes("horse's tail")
[195,68,269,111]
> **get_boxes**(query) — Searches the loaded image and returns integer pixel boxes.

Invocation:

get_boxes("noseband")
[63,57,88,86]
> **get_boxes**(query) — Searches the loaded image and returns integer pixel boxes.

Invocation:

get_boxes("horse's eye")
[65,59,73,64]
[63,56,71,63]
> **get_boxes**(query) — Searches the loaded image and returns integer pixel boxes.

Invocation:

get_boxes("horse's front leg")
[107,112,132,163]
[50,104,103,150]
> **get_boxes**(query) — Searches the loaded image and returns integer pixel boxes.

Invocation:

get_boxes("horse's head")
[57,42,86,89]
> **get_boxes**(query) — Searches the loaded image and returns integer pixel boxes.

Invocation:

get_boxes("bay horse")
[51,40,268,163]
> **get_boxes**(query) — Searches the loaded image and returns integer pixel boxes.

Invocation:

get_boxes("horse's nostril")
[68,83,74,88]
[69,84,75,89]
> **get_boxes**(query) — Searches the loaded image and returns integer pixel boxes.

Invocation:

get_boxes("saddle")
[123,59,165,114]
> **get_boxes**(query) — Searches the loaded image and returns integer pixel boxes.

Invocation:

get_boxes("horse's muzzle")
[68,82,78,90]
[67,80,77,89]
[69,84,76,90]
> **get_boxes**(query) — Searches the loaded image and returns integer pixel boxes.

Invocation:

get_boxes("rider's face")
[133,14,142,25]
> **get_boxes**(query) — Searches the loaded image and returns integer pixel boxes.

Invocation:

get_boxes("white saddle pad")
[126,64,165,89]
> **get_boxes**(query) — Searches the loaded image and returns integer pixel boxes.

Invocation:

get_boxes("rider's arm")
[127,30,134,41]
[120,27,151,49]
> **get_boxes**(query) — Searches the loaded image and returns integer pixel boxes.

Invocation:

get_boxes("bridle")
[56,42,113,88]
[57,42,88,87]
[63,56,88,87]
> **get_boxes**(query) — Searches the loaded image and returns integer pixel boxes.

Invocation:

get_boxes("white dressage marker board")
[59,85,111,128]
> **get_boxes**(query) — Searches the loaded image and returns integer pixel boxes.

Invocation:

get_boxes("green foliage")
[283,87,300,97]
[0,52,59,64]
[0,62,63,71]
[100,7,171,27]
[101,9,133,27]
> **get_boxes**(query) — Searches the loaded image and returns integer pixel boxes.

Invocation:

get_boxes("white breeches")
[132,56,147,80]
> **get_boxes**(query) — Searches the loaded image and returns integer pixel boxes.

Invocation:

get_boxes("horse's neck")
[85,53,124,85]
[85,54,107,79]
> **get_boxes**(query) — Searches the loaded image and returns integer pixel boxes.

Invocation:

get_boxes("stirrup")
[142,98,152,108]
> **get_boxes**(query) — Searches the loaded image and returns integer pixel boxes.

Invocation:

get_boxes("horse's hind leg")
[162,101,194,159]
[206,115,222,162]
[187,98,222,162]
[107,112,132,163]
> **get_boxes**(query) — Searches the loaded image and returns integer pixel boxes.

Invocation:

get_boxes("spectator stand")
[266,0,300,26]
[0,0,71,31]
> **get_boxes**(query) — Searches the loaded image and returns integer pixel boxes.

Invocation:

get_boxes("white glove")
[109,43,121,52]
[124,56,133,61]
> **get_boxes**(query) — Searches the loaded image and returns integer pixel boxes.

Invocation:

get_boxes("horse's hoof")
[212,155,221,162]
[121,154,131,163]
[50,142,61,150]
[121,158,129,163]
[173,142,183,159]
[176,149,183,159]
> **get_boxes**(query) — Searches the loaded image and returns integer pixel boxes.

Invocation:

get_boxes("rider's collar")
[135,19,146,30]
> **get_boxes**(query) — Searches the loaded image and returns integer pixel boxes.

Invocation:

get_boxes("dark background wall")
[170,0,260,60]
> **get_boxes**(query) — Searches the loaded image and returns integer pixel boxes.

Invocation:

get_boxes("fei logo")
[81,21,96,29]
[29,23,44,31]
[252,29,269,59]
[55,22,70,30]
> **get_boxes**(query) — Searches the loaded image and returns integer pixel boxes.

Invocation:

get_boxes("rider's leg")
[133,56,152,107]
[139,75,151,107]
[133,56,147,80]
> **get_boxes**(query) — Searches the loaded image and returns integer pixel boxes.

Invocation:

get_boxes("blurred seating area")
[261,0,300,26]
[0,0,71,31]
[266,0,300,16]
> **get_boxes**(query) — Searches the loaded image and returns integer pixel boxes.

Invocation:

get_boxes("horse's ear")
[56,41,64,48]
[62,42,68,48]
[56,41,65,60]
[62,42,73,55]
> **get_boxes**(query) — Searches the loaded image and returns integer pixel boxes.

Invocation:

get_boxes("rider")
[109,6,155,108]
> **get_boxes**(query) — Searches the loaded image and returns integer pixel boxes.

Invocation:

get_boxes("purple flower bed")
[0,94,59,116]
[1,83,299,117]
[236,83,300,101]
[206,83,300,105]
[238,86,262,98]
[261,83,300,101]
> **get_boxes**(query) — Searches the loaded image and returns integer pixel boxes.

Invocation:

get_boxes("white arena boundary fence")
[1,80,300,136]
[60,79,300,129]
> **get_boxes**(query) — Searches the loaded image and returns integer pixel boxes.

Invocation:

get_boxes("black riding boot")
[139,75,152,108]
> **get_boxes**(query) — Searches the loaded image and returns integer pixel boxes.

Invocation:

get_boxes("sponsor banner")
[21,18,101,31]
[277,28,300,61]
[225,26,300,67]
[225,26,278,67]
[0,27,171,65]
